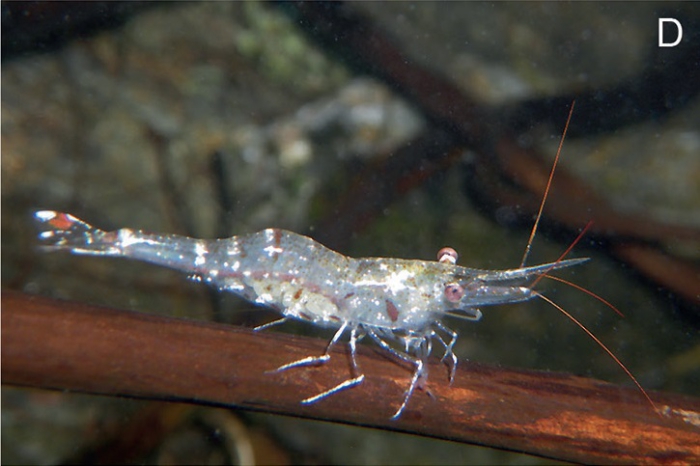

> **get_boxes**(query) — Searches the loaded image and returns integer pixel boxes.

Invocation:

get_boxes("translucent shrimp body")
[34,210,586,418]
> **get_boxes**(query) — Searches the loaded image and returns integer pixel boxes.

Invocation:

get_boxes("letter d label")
[659,18,682,47]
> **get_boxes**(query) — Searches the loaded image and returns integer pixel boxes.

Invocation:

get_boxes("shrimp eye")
[444,283,465,303]
[437,247,458,265]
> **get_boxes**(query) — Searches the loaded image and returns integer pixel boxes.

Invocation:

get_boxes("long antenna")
[542,274,624,318]
[515,102,659,415]
[534,291,659,413]
[520,101,576,268]
[528,220,626,318]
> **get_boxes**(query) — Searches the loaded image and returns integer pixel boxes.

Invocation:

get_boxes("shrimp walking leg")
[300,327,365,405]
[433,321,459,383]
[254,317,289,332]
[365,327,427,419]
[272,321,350,372]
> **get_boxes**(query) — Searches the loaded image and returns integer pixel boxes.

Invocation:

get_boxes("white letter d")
[659,18,683,47]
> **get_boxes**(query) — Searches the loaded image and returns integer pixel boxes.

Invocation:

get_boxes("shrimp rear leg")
[271,322,366,404]
[300,327,365,405]
[271,321,349,372]
[254,317,290,332]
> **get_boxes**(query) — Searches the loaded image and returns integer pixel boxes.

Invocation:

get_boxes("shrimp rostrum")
[34,210,588,419]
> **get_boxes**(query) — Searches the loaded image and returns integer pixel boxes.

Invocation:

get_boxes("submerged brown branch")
[3,291,699,464]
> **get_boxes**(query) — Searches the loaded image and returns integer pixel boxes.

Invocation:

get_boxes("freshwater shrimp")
[33,105,656,419]
[33,209,588,416]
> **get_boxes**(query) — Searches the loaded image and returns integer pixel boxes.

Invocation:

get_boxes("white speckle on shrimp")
[194,242,207,266]
[356,269,414,295]
[35,210,58,221]
[264,244,284,255]
[119,229,159,248]
[228,282,245,292]
[387,269,414,293]
[227,243,241,255]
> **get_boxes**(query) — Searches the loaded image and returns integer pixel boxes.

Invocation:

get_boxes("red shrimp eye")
[437,247,458,265]
[444,283,464,303]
